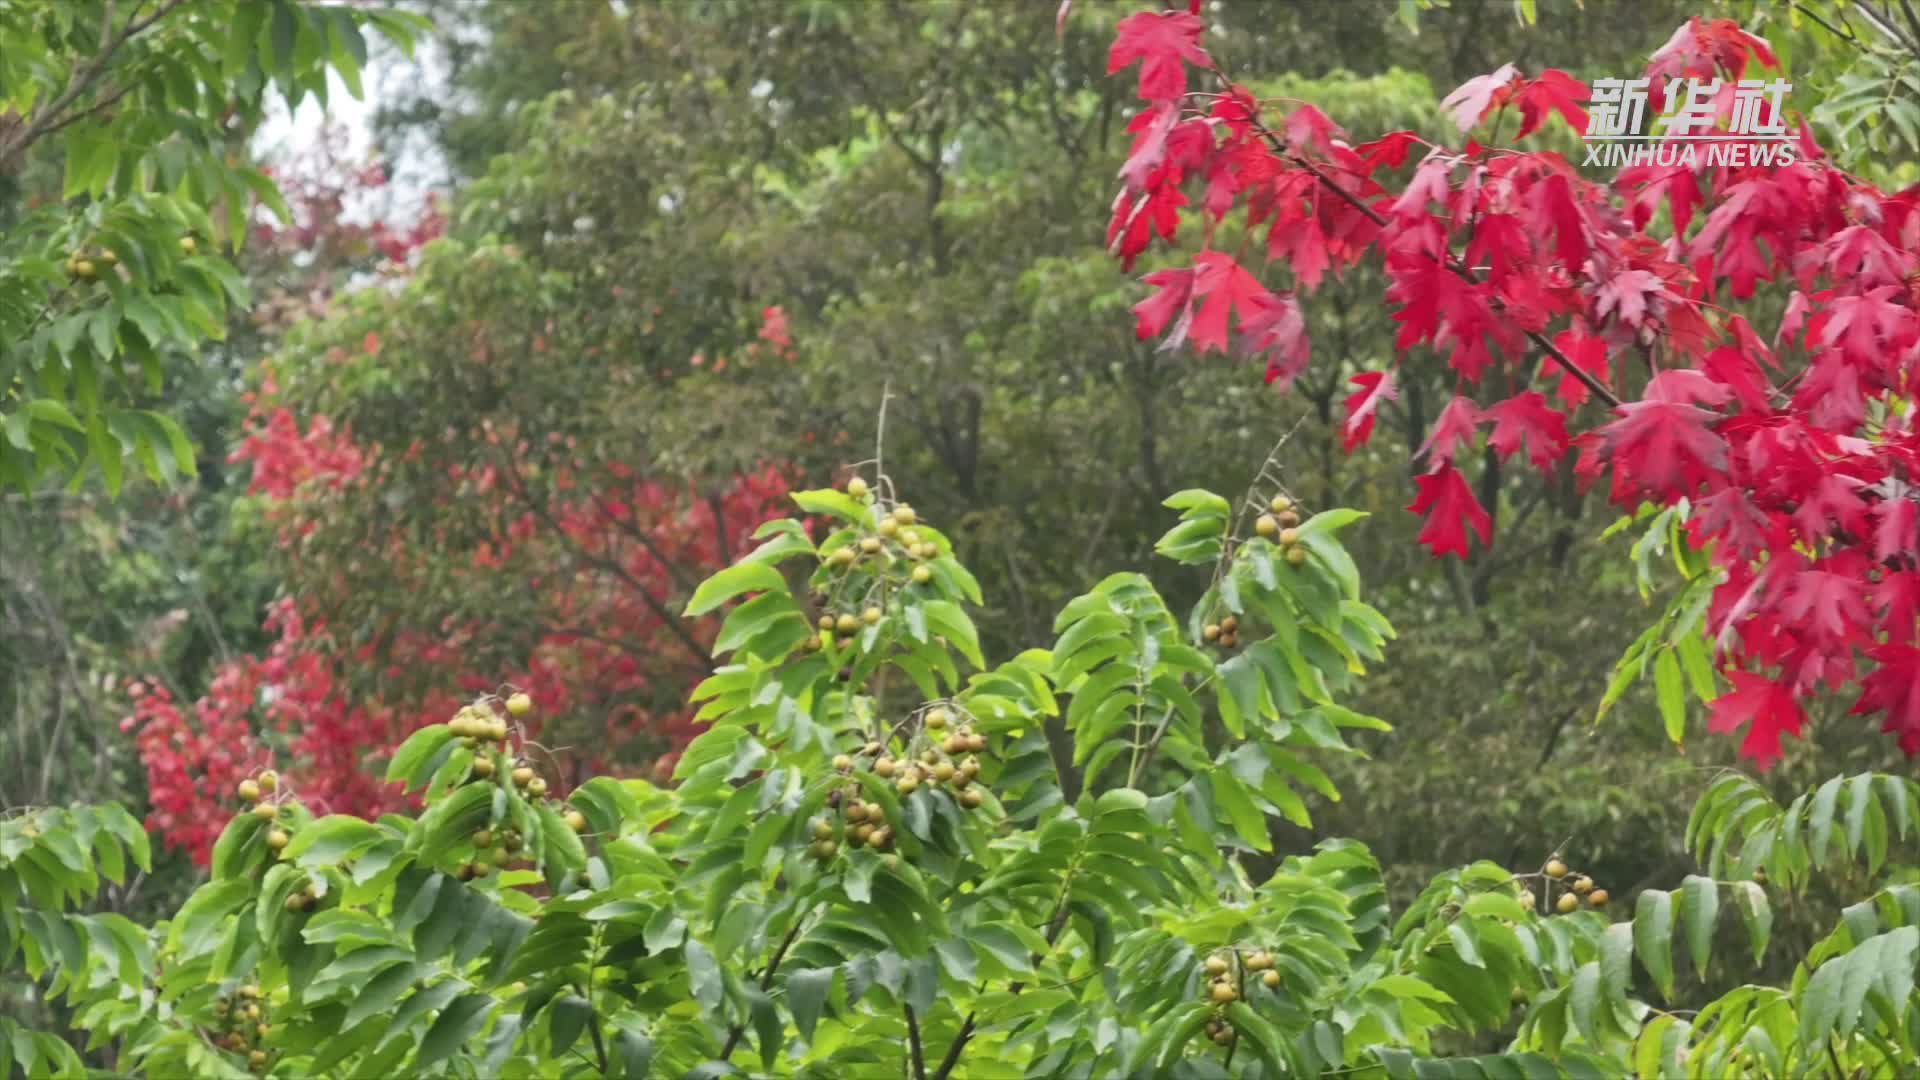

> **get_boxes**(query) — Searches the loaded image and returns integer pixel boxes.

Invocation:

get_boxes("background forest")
[9,0,1920,1054]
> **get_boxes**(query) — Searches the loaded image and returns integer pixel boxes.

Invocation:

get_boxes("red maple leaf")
[1342,370,1397,453]
[1709,670,1805,769]
[1775,559,1873,650]
[1186,252,1275,354]
[1513,70,1589,140]
[1286,104,1343,155]
[1108,11,1210,101]
[1407,462,1492,559]
[1790,472,1870,542]
[1134,253,1301,368]
[1874,497,1919,564]
[1107,184,1187,271]
[1242,289,1312,388]
[1687,486,1781,559]
[1547,327,1610,408]
[1700,345,1772,413]
[1875,570,1920,645]
[1133,263,1197,343]
[1485,391,1570,472]
[1595,399,1728,503]
[1118,102,1180,192]
[1439,64,1517,133]
[1853,644,1920,754]
[1418,396,1485,466]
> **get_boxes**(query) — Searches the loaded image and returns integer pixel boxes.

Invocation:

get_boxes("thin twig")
[717,911,810,1060]
[905,1004,928,1080]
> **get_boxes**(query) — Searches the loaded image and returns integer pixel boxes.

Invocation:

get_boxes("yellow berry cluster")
[210,982,271,1069]
[1252,495,1308,566]
[1544,856,1610,912]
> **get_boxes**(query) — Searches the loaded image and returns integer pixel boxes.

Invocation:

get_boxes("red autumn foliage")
[1103,5,1920,767]
[126,394,791,863]
[122,138,793,862]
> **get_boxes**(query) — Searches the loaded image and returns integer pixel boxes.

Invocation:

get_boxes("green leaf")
[284,816,386,866]
[1654,649,1686,745]
[1809,775,1843,865]
[685,562,787,617]
[417,992,493,1063]
[789,488,868,522]
[613,1022,655,1080]
[1733,881,1770,966]
[1681,875,1717,978]
[786,967,833,1042]
[25,399,84,432]
[1568,961,1604,1045]
[1162,489,1232,516]
[1634,888,1676,1001]
[387,724,453,789]
[685,939,722,1013]
[547,995,591,1057]
[1297,508,1367,536]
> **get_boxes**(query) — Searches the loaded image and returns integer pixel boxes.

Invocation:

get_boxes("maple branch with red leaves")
[1101,4,1920,767]
[1198,65,1623,411]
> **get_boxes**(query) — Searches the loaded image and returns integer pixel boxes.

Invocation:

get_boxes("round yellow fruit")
[1556,892,1580,914]
[1204,956,1230,976]
[1255,514,1279,538]
[238,779,261,802]
[863,606,882,625]
[1210,982,1238,1003]
[1270,495,1293,513]
[257,770,278,792]
[507,692,532,716]
[1588,889,1610,908]
[912,565,932,584]
[527,778,548,797]
[252,803,278,820]
[1262,969,1281,989]
[847,477,869,499]
[1544,859,1568,879]
[266,828,290,850]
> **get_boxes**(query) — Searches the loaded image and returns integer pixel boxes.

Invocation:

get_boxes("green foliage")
[5,484,1919,1077]
[0,0,423,492]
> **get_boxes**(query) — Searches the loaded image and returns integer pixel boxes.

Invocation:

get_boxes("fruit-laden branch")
[1204,67,1623,411]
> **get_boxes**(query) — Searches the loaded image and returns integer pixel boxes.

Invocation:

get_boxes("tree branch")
[905,1004,928,1080]
[717,912,809,1061]
[930,904,1073,1080]
[0,0,189,169]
